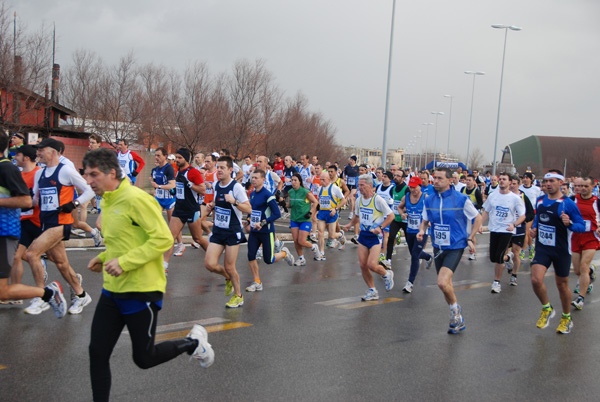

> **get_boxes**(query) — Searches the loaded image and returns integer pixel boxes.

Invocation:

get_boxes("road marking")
[315,297,358,306]
[454,282,491,291]
[0,364,7,370]
[336,297,403,309]
[155,322,253,342]
[123,317,230,336]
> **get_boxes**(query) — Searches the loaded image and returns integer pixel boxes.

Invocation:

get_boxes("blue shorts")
[20,220,43,247]
[317,210,338,224]
[433,248,464,273]
[210,230,246,246]
[156,197,175,210]
[290,221,312,232]
[531,248,572,278]
[173,210,200,223]
[101,289,163,315]
[358,230,381,249]
[248,231,275,263]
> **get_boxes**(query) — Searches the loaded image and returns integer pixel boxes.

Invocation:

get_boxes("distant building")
[501,135,600,177]
[342,146,405,168]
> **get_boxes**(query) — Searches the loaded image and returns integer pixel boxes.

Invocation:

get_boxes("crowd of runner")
[1,131,599,399]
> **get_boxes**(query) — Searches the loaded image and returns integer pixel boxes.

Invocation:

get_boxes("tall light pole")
[413,133,422,170]
[431,112,444,168]
[417,130,423,170]
[422,123,433,169]
[464,71,485,170]
[491,24,522,175]
[381,0,397,170]
[444,95,454,162]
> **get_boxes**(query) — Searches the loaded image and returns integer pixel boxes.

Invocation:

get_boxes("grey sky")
[12,0,600,163]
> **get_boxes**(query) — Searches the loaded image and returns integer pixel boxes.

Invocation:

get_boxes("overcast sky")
[11,0,600,163]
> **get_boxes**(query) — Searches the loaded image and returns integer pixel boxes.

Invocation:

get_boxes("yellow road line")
[0,364,7,370]
[336,297,403,310]
[454,282,492,291]
[155,322,253,342]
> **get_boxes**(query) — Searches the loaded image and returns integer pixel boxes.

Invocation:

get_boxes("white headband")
[544,173,564,181]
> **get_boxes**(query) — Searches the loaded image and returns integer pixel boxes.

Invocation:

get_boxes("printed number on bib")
[434,224,451,246]
[393,200,401,215]
[347,177,356,186]
[407,213,420,230]
[319,196,332,210]
[214,206,232,229]
[40,187,59,211]
[250,210,262,226]
[175,182,185,199]
[538,224,556,247]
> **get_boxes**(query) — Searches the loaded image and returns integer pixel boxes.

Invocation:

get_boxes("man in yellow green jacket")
[83,148,214,402]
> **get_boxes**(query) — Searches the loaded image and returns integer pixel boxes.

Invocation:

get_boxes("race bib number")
[538,224,556,247]
[347,176,356,186]
[407,213,420,230]
[40,187,59,212]
[393,200,401,215]
[494,206,509,220]
[434,224,451,247]
[250,210,262,226]
[205,184,213,195]
[214,206,231,229]
[176,182,185,199]
[319,196,332,210]
[360,206,374,228]
[156,188,165,199]
[118,159,126,168]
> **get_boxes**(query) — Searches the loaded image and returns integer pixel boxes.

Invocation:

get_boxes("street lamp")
[422,123,433,169]
[444,95,454,162]
[413,133,422,170]
[381,0,397,170]
[491,24,522,175]
[431,111,444,168]
[464,71,485,170]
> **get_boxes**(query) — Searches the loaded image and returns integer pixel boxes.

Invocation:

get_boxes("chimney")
[51,63,60,103]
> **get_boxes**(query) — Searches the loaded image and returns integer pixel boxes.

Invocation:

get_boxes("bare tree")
[468,147,485,171]
[138,62,169,150]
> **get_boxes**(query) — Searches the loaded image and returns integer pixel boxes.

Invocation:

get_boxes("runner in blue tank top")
[417,168,482,334]
[530,170,586,334]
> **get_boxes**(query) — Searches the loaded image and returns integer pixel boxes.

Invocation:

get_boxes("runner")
[201,154,219,234]
[480,172,526,294]
[417,167,482,334]
[150,147,177,258]
[530,170,586,334]
[163,149,207,273]
[287,172,319,265]
[375,171,395,266]
[343,156,360,220]
[204,156,252,308]
[397,176,433,293]
[243,169,294,292]
[88,134,103,214]
[484,175,499,200]
[316,172,347,260]
[570,176,600,310]
[328,164,350,244]
[24,137,94,315]
[297,154,313,190]
[84,148,213,402]
[520,172,543,260]
[8,132,25,164]
[342,174,395,301]
[420,170,435,197]
[116,139,145,185]
[0,133,67,316]
[219,149,243,181]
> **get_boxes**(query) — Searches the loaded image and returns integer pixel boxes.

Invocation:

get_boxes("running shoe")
[468,253,476,261]
[311,243,319,255]
[378,259,391,270]
[528,245,535,260]
[504,251,513,274]
[338,231,346,250]
[41,257,48,285]
[68,293,92,315]
[519,250,525,260]
[402,281,413,294]
[294,257,306,266]
[314,253,326,261]
[556,316,573,334]
[491,281,501,294]
[448,306,465,334]
[245,282,263,292]
[571,295,584,310]
[225,294,244,308]
[378,253,385,262]
[383,270,394,291]
[191,241,202,249]
[310,232,318,243]
[510,275,518,286]
[351,236,359,245]
[348,212,354,220]
[281,247,295,266]
[274,238,283,254]
[536,306,555,329]
[187,324,215,368]
[91,228,103,247]
[395,234,402,246]
[225,280,233,296]
[361,288,379,301]
[173,243,186,257]
[47,281,67,318]
[256,247,263,260]
[574,280,580,294]
[587,284,593,294]
[590,264,596,282]
[425,256,434,270]
[69,273,83,303]
[24,297,50,315]
[90,207,98,214]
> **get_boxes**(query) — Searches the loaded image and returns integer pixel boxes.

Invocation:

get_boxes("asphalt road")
[1,211,600,401]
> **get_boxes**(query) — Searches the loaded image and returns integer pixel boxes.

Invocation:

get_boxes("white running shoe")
[491,281,501,294]
[187,324,215,368]
[91,228,103,247]
[191,241,202,249]
[245,281,263,292]
[311,243,319,255]
[425,256,433,270]
[281,247,295,266]
[294,257,306,266]
[361,288,379,301]
[348,212,354,220]
[274,238,283,254]
[338,231,346,250]
[47,281,68,318]
[69,273,83,303]
[256,247,263,260]
[310,232,318,243]
[383,270,394,291]
[173,243,186,257]
[68,293,92,315]
[402,281,413,293]
[468,253,476,261]
[24,297,50,315]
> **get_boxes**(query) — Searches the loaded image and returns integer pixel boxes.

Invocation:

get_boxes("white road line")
[123,317,230,335]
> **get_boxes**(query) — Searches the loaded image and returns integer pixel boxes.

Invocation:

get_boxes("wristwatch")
[158,185,161,189]
[234,200,239,206]
[74,199,80,207]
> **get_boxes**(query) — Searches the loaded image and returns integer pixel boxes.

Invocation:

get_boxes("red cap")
[408,177,422,187]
